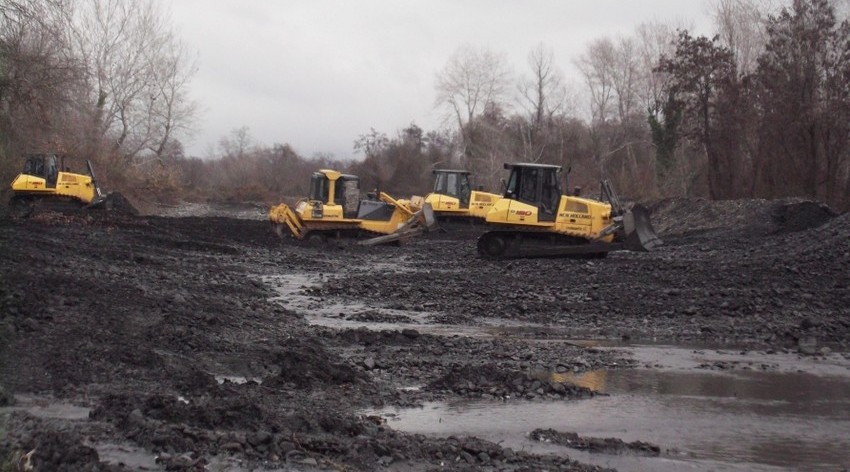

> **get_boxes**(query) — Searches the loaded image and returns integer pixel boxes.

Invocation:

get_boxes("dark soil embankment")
[0,197,847,471]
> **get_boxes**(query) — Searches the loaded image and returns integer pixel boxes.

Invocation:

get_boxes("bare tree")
[657,31,740,199]
[434,44,512,153]
[515,43,568,162]
[518,43,566,130]
[576,35,656,190]
[611,37,641,123]
[70,0,197,160]
[575,38,617,125]
[635,21,681,115]
[0,0,79,162]
[147,38,198,161]
[219,126,253,160]
[754,0,850,207]
[711,0,780,74]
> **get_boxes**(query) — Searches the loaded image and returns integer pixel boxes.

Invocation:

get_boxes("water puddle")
[370,347,850,472]
[0,394,91,420]
[214,375,261,385]
[265,271,850,471]
[96,443,269,472]
[264,272,555,337]
[96,443,160,470]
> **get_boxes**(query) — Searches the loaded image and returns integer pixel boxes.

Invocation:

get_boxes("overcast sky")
[170,1,714,160]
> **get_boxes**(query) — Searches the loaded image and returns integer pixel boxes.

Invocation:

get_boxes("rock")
[401,328,420,339]
[0,385,13,407]
[800,318,818,330]
[278,441,297,454]
[247,431,272,446]
[363,357,376,370]
[222,441,243,453]
[798,336,819,355]
[127,408,146,428]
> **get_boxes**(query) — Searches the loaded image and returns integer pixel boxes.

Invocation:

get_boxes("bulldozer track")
[477,227,611,259]
[8,194,87,218]
[273,221,391,246]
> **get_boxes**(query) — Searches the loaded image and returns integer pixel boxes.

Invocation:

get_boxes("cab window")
[518,168,538,204]
[309,174,329,202]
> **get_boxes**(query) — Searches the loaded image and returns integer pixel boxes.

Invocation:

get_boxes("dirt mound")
[765,210,850,262]
[334,327,423,346]
[772,201,837,234]
[101,192,139,215]
[649,197,837,238]
[2,427,120,472]
[92,392,267,431]
[263,340,365,389]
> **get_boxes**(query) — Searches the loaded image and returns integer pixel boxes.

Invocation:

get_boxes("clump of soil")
[263,339,366,389]
[102,192,139,215]
[771,201,836,234]
[531,428,661,456]
[1,423,121,472]
[427,363,595,400]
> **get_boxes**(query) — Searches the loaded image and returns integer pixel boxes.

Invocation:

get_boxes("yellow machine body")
[269,169,435,244]
[10,155,99,204]
[406,169,500,221]
[416,190,500,219]
[477,163,661,258]
[485,194,615,242]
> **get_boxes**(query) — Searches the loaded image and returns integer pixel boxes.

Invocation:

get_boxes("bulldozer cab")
[309,170,361,218]
[22,154,60,188]
[432,169,472,208]
[503,163,562,222]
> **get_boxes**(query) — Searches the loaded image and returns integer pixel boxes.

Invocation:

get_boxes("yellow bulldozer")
[269,169,437,246]
[405,169,501,222]
[477,163,662,258]
[8,153,107,217]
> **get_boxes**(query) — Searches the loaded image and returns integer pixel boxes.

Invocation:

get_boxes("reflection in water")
[372,367,850,472]
[549,370,608,392]
[268,270,850,471]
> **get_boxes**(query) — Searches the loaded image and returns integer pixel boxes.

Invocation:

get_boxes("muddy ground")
[0,196,848,471]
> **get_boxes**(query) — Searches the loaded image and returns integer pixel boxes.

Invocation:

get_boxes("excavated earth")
[0,196,848,471]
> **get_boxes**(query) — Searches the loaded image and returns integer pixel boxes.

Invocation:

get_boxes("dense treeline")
[655,0,850,209]
[3,0,850,210]
[0,0,196,198]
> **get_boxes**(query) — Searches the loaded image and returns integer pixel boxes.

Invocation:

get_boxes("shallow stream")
[268,271,850,471]
[370,349,850,471]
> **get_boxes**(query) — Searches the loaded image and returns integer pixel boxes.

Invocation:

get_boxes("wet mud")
[0,197,848,471]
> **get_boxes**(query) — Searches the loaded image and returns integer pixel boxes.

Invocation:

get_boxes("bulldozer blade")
[85,194,108,209]
[357,227,424,246]
[357,203,438,247]
[622,204,662,251]
[420,202,437,230]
